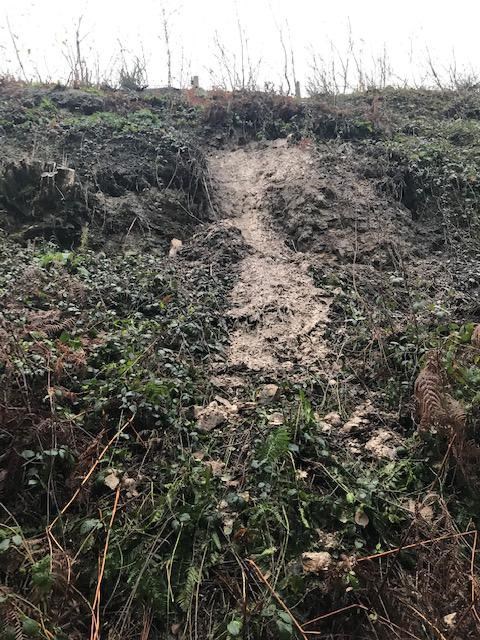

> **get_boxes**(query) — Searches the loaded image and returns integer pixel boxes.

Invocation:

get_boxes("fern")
[25,309,75,337]
[261,428,291,464]
[472,324,480,347]
[178,566,200,613]
[0,605,24,640]
[414,353,446,432]
[415,352,466,436]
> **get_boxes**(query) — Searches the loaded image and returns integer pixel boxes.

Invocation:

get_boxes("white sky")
[1,0,479,90]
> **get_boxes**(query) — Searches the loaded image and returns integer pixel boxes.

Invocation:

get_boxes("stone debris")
[267,411,285,425]
[168,238,183,257]
[364,429,398,460]
[340,401,373,434]
[302,551,332,574]
[323,411,342,427]
[257,384,279,404]
[194,401,228,432]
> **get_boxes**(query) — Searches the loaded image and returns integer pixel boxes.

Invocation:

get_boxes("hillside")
[1,83,480,639]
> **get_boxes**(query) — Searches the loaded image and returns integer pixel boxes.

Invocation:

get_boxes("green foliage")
[258,427,291,465]
[178,566,201,612]
[31,556,54,596]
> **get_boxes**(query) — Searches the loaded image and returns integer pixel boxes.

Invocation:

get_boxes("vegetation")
[0,82,480,639]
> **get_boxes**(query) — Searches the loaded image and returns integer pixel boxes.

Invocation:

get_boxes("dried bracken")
[24,309,75,337]
[414,351,466,438]
[472,324,480,347]
[414,351,448,433]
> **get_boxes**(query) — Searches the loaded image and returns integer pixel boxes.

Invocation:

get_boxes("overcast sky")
[1,0,479,90]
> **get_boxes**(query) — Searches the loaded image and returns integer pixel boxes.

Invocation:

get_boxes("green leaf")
[227,619,242,636]
[22,617,41,637]
[0,538,10,552]
[211,531,222,550]
[80,518,103,535]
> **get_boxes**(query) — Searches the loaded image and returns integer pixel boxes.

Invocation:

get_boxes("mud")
[209,140,332,375]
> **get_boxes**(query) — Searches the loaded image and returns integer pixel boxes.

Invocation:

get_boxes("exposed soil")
[209,141,331,375]
[2,85,480,640]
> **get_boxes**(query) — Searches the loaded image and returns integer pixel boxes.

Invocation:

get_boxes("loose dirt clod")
[302,551,332,574]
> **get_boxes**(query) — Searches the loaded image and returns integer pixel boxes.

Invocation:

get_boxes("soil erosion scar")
[209,140,331,375]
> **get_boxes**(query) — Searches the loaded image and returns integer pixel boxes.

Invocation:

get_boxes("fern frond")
[25,310,75,338]
[414,353,447,432]
[262,428,290,463]
[472,324,480,347]
[178,566,200,613]
[414,352,466,438]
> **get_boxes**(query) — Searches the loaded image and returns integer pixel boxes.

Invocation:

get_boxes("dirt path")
[209,140,331,376]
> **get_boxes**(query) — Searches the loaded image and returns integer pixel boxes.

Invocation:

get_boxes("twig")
[401,601,448,640]
[46,415,134,541]
[6,17,28,82]
[90,485,121,640]
[470,530,480,624]
[303,603,366,626]
[357,529,478,563]
[303,603,424,640]
[246,559,308,640]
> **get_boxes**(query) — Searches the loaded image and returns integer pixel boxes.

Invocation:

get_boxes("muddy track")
[209,141,332,377]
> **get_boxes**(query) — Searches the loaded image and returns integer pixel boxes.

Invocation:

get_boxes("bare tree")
[426,47,444,90]
[161,7,172,86]
[209,25,261,91]
[62,16,91,87]
[6,17,28,82]
[277,23,291,95]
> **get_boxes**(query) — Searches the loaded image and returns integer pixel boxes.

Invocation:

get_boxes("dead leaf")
[104,472,120,490]
[205,460,225,476]
[354,509,369,527]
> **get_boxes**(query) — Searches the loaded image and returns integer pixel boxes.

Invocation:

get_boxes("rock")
[104,470,120,490]
[302,551,332,574]
[340,415,368,434]
[267,411,285,425]
[194,401,228,432]
[354,508,369,527]
[214,395,239,413]
[340,401,373,434]
[169,238,183,257]
[257,384,279,404]
[443,613,457,628]
[56,166,75,190]
[323,412,342,427]
[364,429,397,459]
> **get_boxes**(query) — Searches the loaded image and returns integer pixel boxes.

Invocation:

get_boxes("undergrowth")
[1,85,480,639]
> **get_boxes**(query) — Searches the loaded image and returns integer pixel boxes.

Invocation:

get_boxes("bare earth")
[209,140,331,376]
